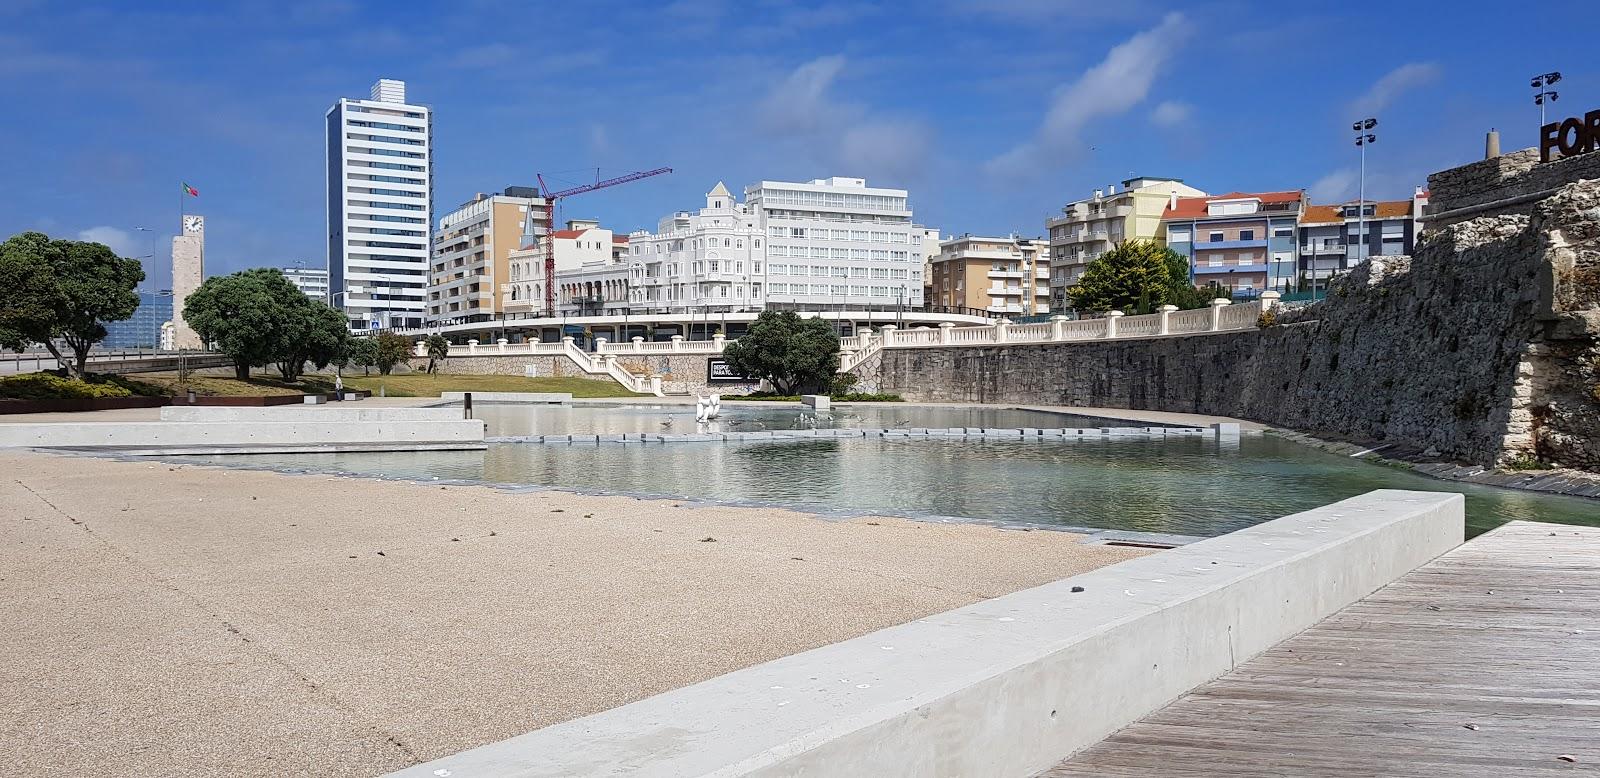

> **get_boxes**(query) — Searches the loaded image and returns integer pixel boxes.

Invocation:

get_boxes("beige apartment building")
[927,235,1050,316]
[428,187,544,321]
[1045,176,1205,310]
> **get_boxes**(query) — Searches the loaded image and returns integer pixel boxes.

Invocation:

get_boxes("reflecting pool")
[468,403,1149,437]
[171,431,1598,538]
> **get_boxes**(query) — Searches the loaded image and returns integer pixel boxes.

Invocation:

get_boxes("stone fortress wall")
[859,150,1600,471]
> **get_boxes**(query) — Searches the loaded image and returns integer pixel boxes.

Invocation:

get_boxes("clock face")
[183,216,203,233]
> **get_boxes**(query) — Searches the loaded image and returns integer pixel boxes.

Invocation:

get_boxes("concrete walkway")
[1044,520,1600,776]
[0,450,1147,777]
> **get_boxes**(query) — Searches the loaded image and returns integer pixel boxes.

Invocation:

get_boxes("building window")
[1239,229,1255,241]
[1208,231,1224,242]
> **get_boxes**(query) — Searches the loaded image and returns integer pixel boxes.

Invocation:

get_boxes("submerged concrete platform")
[1043,520,1600,777]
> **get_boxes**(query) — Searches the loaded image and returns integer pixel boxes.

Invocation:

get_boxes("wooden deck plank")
[1040,521,1600,777]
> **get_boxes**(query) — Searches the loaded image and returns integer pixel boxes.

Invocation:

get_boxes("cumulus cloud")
[1349,62,1440,117]
[77,226,141,258]
[1150,100,1192,128]
[1309,169,1358,203]
[986,13,1187,181]
[757,55,933,183]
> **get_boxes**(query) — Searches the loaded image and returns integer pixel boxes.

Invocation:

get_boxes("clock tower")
[171,214,205,350]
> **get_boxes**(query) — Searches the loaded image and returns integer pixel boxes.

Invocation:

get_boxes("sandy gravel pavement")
[0,450,1148,777]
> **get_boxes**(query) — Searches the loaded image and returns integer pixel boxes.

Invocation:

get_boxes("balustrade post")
[414,341,427,357]
[1049,315,1068,341]
[1156,305,1177,335]
[649,375,662,395]
[631,336,644,352]
[1105,310,1124,339]
[993,318,1011,343]
[712,333,725,352]
[880,324,898,347]
[857,329,872,349]
[1209,298,1230,331]
[496,338,508,353]
[1259,290,1281,315]
[595,336,608,354]
[939,321,956,344]
[467,339,479,355]
[670,334,684,352]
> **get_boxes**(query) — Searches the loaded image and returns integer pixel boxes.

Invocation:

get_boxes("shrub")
[1257,310,1278,328]
[0,372,133,399]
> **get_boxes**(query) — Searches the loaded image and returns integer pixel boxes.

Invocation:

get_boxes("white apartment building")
[626,182,767,308]
[325,78,432,330]
[429,187,542,321]
[624,177,926,311]
[750,177,924,309]
[281,266,329,302]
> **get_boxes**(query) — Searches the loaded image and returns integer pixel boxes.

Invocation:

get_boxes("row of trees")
[183,268,422,380]
[0,232,145,377]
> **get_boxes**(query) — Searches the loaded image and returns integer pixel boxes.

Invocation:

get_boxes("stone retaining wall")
[863,173,1600,471]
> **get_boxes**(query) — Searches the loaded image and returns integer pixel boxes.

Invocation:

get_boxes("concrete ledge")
[0,419,486,450]
[391,489,1463,778]
[160,406,462,422]
[481,426,1218,446]
[440,391,571,404]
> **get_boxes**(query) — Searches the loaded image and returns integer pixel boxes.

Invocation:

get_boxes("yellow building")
[428,187,544,321]
[1045,176,1205,310]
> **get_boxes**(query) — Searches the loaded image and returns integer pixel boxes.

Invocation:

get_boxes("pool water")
[171,430,1599,538]
[468,403,1150,437]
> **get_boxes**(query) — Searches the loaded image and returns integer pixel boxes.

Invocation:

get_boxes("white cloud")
[587,123,611,156]
[448,43,517,69]
[756,55,933,183]
[76,226,140,258]
[1309,169,1358,203]
[1150,100,1192,128]
[986,13,1187,181]
[1350,62,1440,117]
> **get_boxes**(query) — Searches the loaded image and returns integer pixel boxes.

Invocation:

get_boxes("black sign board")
[1540,109,1600,162]
[707,358,754,383]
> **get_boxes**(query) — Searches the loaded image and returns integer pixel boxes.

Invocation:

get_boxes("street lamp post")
[1352,118,1378,282]
[1531,71,1562,131]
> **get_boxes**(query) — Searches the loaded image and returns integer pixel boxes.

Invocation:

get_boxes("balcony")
[987,269,1024,279]
[1197,238,1268,250]
[1301,243,1346,254]
[1194,263,1268,275]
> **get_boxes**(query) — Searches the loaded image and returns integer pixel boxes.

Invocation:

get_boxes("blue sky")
[1,0,1593,289]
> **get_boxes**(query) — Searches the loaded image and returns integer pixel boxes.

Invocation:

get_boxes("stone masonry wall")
[1429,148,1600,219]
[865,177,1600,471]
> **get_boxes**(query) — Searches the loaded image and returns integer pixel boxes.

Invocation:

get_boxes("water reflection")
[469,404,1150,437]
[170,436,1600,537]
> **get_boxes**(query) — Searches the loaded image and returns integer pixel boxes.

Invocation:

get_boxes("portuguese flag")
[182,182,199,197]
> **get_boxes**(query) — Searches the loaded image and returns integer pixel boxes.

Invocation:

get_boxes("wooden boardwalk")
[1042,521,1600,777]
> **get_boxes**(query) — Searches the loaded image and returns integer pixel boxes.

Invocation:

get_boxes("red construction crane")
[532,167,672,316]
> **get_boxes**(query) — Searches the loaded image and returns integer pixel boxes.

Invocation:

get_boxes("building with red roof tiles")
[1161,190,1307,296]
[1296,187,1428,295]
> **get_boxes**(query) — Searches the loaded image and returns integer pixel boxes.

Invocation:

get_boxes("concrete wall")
[391,489,1463,778]
[0,419,485,449]
[435,352,760,396]
[159,406,463,422]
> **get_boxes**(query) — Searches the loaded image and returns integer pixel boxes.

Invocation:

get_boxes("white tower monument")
[171,214,205,350]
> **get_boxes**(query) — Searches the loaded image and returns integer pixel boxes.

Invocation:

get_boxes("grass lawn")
[123,371,642,399]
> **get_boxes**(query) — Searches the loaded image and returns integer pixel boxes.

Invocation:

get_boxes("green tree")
[184,268,307,380]
[721,310,840,394]
[373,331,412,375]
[1067,239,1215,314]
[424,334,450,374]
[0,231,145,377]
[274,297,349,381]
[343,337,378,376]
